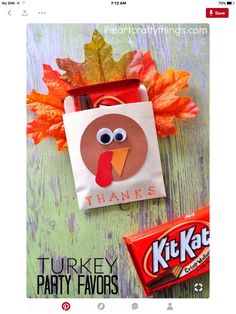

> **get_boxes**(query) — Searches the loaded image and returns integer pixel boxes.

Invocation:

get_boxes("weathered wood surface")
[27,24,209,298]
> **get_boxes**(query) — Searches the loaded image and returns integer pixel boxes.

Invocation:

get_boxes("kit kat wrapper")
[124,206,209,296]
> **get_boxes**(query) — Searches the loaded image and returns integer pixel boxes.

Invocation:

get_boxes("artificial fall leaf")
[56,29,136,87]
[127,51,157,85]
[27,64,70,151]
[27,30,200,151]
[149,70,200,137]
[126,53,200,137]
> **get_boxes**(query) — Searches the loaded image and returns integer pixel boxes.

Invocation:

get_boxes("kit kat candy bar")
[146,266,182,290]
[124,206,210,296]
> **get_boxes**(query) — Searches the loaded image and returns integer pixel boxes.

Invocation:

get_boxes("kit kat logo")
[143,221,210,278]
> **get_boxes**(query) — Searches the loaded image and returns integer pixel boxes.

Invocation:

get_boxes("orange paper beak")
[110,147,129,177]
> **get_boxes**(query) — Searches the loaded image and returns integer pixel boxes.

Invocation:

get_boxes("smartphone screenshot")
[0,0,235,313]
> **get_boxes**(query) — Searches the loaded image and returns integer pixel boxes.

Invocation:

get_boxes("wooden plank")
[27,23,209,298]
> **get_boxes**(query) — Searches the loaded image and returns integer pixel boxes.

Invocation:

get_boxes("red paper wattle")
[95,151,113,187]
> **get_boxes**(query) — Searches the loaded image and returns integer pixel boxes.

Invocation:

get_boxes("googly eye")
[96,128,113,145]
[113,128,127,143]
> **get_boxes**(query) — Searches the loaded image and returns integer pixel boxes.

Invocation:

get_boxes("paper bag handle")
[94,95,124,107]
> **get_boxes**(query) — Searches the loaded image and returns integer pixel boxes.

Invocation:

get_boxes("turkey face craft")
[80,114,148,188]
[63,101,166,210]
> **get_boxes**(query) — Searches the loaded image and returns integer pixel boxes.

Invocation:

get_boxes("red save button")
[206,8,229,18]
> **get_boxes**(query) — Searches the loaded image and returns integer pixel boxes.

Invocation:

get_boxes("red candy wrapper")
[67,79,142,110]
[124,206,209,296]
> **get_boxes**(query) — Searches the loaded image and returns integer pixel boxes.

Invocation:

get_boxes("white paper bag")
[63,102,166,209]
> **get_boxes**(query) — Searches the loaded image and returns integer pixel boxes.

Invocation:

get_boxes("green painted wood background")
[27,24,209,298]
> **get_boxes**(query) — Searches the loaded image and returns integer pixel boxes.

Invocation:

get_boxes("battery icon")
[227,1,234,4]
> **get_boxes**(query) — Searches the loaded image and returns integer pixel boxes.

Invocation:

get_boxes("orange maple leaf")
[126,52,200,137]
[27,64,70,151]
[27,30,200,151]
